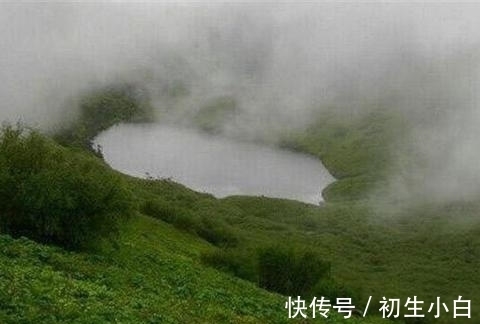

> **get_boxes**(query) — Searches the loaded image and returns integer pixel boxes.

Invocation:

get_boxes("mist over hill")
[2,2,480,202]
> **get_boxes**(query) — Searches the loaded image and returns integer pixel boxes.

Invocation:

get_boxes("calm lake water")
[94,124,335,204]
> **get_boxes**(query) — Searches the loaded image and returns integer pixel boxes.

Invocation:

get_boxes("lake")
[94,124,335,204]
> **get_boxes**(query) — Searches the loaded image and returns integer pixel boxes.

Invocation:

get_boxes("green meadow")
[0,87,478,324]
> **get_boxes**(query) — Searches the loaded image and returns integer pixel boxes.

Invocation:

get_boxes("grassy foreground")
[0,206,386,323]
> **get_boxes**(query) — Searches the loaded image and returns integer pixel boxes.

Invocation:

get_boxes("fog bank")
[2,3,480,201]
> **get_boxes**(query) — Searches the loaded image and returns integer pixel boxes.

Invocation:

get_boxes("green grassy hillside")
[1,89,478,324]
[0,207,388,323]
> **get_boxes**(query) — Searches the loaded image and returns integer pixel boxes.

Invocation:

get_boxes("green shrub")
[141,199,197,232]
[141,199,181,224]
[200,248,257,282]
[195,217,239,247]
[172,212,198,232]
[201,244,357,302]
[257,245,331,297]
[141,199,238,247]
[0,126,134,250]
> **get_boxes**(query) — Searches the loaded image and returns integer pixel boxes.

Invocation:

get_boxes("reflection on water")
[94,124,335,204]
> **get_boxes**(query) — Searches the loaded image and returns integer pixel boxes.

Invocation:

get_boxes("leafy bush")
[257,245,331,297]
[200,248,257,282]
[202,244,341,298]
[0,126,134,250]
[195,216,239,247]
[142,199,185,224]
[141,199,198,233]
[142,198,238,247]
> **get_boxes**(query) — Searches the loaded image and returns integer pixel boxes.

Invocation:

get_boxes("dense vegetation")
[279,108,404,201]
[0,88,478,323]
[0,126,133,250]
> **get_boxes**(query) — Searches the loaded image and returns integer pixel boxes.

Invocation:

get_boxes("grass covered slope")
[0,216,388,324]
[280,109,405,201]
[0,116,388,322]
[140,183,480,323]
[275,108,480,322]
[1,88,479,323]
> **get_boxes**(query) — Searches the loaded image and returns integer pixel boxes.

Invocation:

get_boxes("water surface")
[94,124,335,204]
